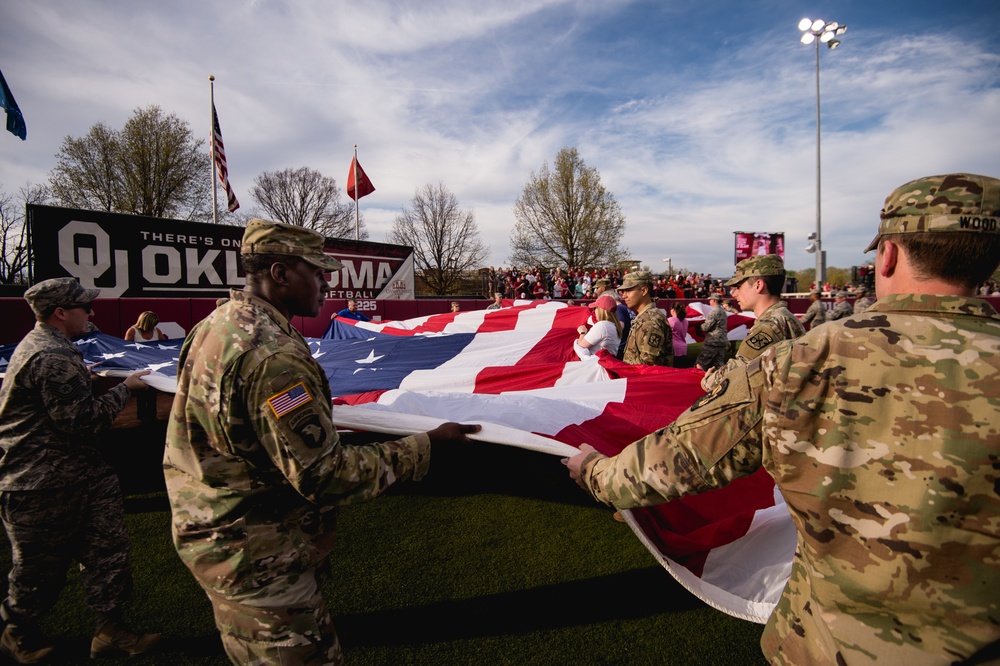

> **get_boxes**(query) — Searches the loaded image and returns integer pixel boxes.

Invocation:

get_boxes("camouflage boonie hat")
[724,254,785,287]
[619,270,653,290]
[241,219,343,271]
[25,277,99,318]
[864,173,1000,253]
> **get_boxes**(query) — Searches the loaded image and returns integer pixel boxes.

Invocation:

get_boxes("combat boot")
[89,624,161,658]
[0,624,55,664]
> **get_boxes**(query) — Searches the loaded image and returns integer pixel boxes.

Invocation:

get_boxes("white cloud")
[1,0,998,279]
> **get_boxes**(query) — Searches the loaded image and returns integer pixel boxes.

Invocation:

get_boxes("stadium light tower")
[799,17,846,288]
[662,257,672,276]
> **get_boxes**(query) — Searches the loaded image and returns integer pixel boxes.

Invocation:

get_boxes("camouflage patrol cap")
[724,254,785,287]
[619,270,653,290]
[24,277,99,318]
[594,278,612,288]
[864,173,1000,253]
[241,219,343,271]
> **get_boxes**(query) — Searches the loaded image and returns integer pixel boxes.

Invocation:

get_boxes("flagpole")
[353,144,360,240]
[210,75,218,225]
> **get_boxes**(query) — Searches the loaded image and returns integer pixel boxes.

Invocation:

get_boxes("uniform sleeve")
[702,355,746,392]
[34,351,131,436]
[635,316,671,366]
[581,357,767,508]
[735,320,781,361]
[244,351,430,506]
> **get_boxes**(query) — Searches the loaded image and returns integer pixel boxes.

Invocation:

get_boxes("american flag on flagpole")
[212,103,239,212]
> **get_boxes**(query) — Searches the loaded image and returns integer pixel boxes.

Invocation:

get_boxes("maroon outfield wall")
[0,297,498,344]
[11,295,999,346]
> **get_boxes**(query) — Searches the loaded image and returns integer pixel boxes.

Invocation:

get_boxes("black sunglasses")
[65,303,92,314]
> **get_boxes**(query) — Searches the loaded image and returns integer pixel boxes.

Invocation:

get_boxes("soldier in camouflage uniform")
[827,290,854,320]
[694,293,728,371]
[163,219,479,666]
[702,255,804,391]
[800,289,826,329]
[617,270,672,366]
[852,286,875,314]
[0,278,160,662]
[566,173,1000,664]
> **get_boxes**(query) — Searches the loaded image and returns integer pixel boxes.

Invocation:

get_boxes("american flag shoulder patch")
[267,382,313,418]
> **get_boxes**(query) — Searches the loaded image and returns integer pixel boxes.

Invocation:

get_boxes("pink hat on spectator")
[589,294,616,311]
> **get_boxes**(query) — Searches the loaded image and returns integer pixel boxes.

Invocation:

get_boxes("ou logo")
[58,220,129,297]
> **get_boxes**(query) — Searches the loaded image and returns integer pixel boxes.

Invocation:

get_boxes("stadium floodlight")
[798,17,847,285]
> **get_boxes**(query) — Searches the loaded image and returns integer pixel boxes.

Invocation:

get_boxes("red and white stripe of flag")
[212,104,240,212]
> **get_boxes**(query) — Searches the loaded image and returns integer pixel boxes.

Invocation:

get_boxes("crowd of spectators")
[487,263,999,302]
[486,266,728,301]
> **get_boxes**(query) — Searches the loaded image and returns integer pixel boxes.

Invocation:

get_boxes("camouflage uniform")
[621,305,672,366]
[800,296,826,328]
[694,301,728,370]
[722,255,804,363]
[736,301,803,361]
[165,285,431,663]
[853,290,876,314]
[828,292,854,320]
[578,294,1000,663]
[0,281,136,631]
[576,172,1000,663]
[704,301,805,391]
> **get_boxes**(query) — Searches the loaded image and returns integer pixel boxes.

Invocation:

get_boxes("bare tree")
[250,167,365,238]
[510,147,628,269]
[388,183,488,296]
[49,105,212,221]
[0,182,49,284]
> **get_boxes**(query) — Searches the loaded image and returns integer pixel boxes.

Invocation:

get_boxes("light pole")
[799,17,846,290]
[662,257,672,276]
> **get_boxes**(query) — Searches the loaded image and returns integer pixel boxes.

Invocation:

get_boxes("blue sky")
[2,0,998,278]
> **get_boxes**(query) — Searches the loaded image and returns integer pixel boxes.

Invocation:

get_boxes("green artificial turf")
[0,389,765,665]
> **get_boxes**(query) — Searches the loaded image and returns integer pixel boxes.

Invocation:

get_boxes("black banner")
[27,205,414,299]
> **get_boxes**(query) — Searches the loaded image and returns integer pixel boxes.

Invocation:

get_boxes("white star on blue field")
[1,0,998,276]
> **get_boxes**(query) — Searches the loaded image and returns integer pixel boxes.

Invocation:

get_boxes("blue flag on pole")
[0,68,27,141]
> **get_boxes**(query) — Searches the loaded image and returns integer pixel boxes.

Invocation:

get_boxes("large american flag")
[0,301,790,624]
[212,103,239,212]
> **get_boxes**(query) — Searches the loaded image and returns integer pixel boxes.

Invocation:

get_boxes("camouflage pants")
[0,470,133,626]
[205,568,343,666]
[695,342,728,371]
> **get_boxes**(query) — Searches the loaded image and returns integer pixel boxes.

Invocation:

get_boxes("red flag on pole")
[347,156,375,201]
[212,103,239,212]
